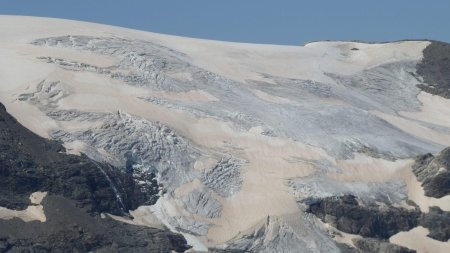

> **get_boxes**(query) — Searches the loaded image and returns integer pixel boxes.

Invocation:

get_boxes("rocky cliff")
[0,103,189,252]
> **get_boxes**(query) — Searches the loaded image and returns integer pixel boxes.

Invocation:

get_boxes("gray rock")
[307,195,421,239]
[0,195,190,253]
[412,147,450,198]
[353,238,415,253]
[419,206,450,241]
[416,41,450,99]
[0,102,189,252]
[0,102,155,215]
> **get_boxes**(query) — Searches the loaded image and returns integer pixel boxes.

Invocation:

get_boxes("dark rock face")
[307,195,420,239]
[0,195,189,253]
[412,148,450,198]
[410,147,450,242]
[0,103,157,215]
[416,41,450,99]
[352,238,415,253]
[335,243,359,253]
[306,195,423,252]
[0,103,189,252]
[419,206,450,242]
[307,186,450,250]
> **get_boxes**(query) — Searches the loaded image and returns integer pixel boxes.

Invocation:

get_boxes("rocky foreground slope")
[0,16,449,252]
[0,103,189,252]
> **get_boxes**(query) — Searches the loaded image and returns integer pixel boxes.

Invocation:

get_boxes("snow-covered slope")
[0,16,449,252]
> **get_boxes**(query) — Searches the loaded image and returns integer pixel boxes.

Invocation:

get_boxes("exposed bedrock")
[0,102,189,252]
[412,147,450,198]
[306,195,420,239]
[0,103,155,215]
[416,41,450,98]
[306,195,421,252]
[352,238,415,253]
[419,206,450,241]
[307,195,450,249]
[0,195,189,253]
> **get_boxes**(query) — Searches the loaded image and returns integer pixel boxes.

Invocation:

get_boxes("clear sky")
[1,0,449,45]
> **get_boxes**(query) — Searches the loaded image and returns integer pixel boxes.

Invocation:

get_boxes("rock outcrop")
[352,238,415,253]
[0,103,189,252]
[0,195,189,252]
[0,103,155,215]
[412,147,450,198]
[306,195,420,239]
[307,191,450,251]
[419,206,450,241]
[416,41,450,98]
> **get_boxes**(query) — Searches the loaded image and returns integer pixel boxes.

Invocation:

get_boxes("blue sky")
[1,0,449,45]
